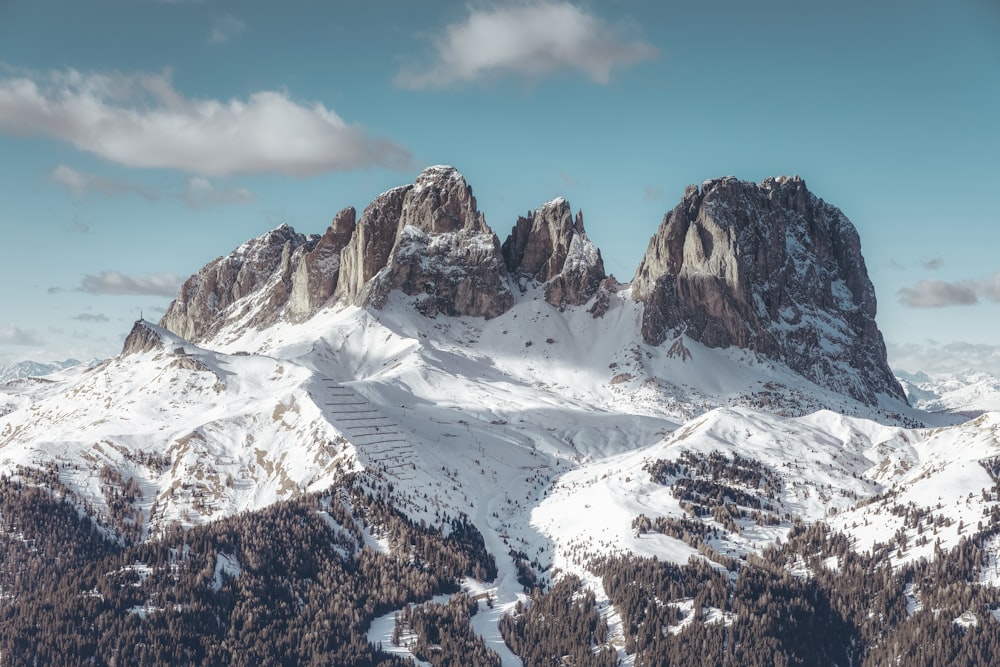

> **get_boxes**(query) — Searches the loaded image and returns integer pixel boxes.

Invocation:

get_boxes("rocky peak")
[400,165,488,234]
[160,224,315,342]
[502,197,606,309]
[121,319,164,356]
[335,185,412,306]
[632,176,904,405]
[366,166,513,317]
[288,206,356,319]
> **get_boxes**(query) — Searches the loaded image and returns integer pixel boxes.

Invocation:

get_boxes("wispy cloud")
[897,269,1000,308]
[209,14,247,44]
[0,68,410,177]
[889,340,1000,376]
[51,164,157,200]
[50,271,181,297]
[643,185,663,201]
[71,313,110,323]
[0,324,42,346]
[920,256,943,271]
[395,1,658,89]
[180,177,255,209]
[898,279,978,308]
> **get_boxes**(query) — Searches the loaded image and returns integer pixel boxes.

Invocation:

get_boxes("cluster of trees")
[6,455,1000,666]
[499,575,617,667]
[393,594,499,667]
[595,520,1000,666]
[645,452,781,532]
[0,472,495,666]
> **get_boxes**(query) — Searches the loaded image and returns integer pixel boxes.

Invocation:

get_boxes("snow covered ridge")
[897,369,1000,417]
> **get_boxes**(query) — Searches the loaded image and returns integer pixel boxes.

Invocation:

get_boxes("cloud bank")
[396,1,657,89]
[50,272,182,297]
[889,340,1000,377]
[898,270,1000,308]
[0,68,410,177]
[0,325,42,346]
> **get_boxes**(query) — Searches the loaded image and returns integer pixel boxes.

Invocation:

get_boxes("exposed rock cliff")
[288,206,356,319]
[632,176,904,405]
[121,319,164,356]
[335,186,412,306]
[502,198,606,309]
[366,166,513,318]
[160,224,315,342]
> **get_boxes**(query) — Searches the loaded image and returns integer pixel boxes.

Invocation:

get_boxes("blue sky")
[0,0,998,374]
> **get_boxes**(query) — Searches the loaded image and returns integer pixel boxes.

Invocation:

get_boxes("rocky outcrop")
[366,166,513,318]
[335,186,412,306]
[288,207,356,319]
[160,224,315,342]
[121,320,164,356]
[632,176,904,405]
[502,198,606,309]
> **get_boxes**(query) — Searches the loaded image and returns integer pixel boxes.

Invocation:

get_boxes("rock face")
[121,320,164,356]
[335,186,412,307]
[160,224,315,342]
[288,207,356,319]
[502,198,606,309]
[161,167,518,341]
[366,166,514,318]
[632,176,904,405]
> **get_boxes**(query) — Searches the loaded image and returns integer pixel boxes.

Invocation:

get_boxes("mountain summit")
[632,175,903,405]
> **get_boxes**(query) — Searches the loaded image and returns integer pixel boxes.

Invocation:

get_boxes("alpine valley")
[2,167,999,666]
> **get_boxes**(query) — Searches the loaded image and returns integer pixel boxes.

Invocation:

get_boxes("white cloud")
[210,14,247,44]
[898,269,1000,308]
[50,271,182,297]
[979,270,1000,303]
[180,176,255,209]
[898,279,978,308]
[0,68,410,177]
[51,164,157,200]
[0,324,42,346]
[395,1,658,89]
[889,340,1000,377]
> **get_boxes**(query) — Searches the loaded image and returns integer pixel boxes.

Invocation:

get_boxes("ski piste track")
[312,378,421,483]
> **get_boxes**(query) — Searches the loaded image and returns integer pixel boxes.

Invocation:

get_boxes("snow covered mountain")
[2,167,996,665]
[0,358,83,384]
[898,369,1000,417]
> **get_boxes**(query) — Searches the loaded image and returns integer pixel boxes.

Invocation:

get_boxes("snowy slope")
[898,369,1000,416]
[0,321,356,537]
[0,287,993,666]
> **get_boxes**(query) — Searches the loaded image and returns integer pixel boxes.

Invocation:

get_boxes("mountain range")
[1,167,998,665]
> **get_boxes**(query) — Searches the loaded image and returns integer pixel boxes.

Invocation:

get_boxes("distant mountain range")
[897,369,1000,416]
[0,358,83,384]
